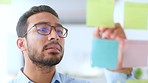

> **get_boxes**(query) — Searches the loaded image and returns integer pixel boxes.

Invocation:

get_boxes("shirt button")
[54,80,60,83]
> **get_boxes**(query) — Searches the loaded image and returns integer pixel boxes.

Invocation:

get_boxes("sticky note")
[91,39,119,69]
[126,80,148,83]
[123,40,148,67]
[124,2,148,30]
[86,0,115,28]
[0,0,11,4]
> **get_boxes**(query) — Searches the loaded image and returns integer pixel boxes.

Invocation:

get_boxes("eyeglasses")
[23,22,68,38]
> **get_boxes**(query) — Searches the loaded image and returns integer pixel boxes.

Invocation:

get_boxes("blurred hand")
[93,23,132,75]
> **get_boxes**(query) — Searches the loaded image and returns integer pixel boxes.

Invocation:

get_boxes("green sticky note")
[126,80,148,83]
[91,39,119,69]
[124,2,148,30]
[0,0,11,4]
[87,0,115,28]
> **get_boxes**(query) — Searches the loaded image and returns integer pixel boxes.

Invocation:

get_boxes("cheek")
[35,34,45,40]
[35,35,46,45]
[33,33,46,41]
[28,35,45,49]
[30,31,45,40]
[61,39,65,48]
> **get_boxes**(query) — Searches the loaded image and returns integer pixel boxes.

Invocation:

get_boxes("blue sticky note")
[91,39,119,69]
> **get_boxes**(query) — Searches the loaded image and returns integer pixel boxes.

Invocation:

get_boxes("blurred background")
[0,0,148,83]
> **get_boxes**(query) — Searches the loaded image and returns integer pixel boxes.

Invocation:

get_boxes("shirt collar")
[16,67,33,83]
[51,71,62,83]
[16,67,61,83]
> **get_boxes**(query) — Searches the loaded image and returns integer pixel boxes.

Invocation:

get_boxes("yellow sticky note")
[126,80,148,83]
[124,2,148,30]
[0,0,11,4]
[86,0,115,28]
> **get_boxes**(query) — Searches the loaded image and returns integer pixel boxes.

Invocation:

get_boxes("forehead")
[27,12,60,28]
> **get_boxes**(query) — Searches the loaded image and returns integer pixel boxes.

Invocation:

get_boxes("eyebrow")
[35,22,63,27]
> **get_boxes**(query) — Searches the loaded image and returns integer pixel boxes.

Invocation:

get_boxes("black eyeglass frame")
[23,22,68,38]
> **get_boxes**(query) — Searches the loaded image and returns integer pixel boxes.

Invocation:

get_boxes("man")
[9,5,133,83]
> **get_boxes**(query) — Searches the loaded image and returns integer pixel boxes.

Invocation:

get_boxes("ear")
[16,37,26,51]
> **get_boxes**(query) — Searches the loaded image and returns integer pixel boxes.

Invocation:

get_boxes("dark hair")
[16,5,59,37]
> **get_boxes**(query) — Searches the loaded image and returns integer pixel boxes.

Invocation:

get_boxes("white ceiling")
[10,0,148,24]
[11,0,86,24]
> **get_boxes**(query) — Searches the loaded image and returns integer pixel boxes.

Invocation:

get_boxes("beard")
[27,41,64,67]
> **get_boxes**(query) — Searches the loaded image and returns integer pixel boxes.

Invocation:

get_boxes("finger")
[111,30,125,40]
[110,34,116,39]
[116,37,125,69]
[100,23,119,39]
[112,23,126,39]
[101,28,113,39]
[93,28,101,38]
[99,28,107,32]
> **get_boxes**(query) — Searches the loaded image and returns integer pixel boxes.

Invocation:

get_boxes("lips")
[44,44,61,52]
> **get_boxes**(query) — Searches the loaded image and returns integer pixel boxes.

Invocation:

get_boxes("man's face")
[25,12,65,67]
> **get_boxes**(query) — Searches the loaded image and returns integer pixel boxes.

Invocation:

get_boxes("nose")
[47,29,60,41]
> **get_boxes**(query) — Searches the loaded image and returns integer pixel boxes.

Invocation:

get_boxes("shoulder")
[8,79,18,83]
[8,77,31,83]
[8,68,32,83]
[58,73,90,83]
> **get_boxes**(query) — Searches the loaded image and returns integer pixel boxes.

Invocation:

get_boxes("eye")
[56,30,63,35]
[37,27,49,34]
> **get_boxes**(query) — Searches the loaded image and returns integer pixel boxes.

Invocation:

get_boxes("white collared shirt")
[9,68,134,83]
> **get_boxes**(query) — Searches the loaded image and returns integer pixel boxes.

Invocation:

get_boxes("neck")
[23,61,56,83]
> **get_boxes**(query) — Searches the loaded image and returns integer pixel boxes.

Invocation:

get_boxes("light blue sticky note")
[91,39,119,69]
